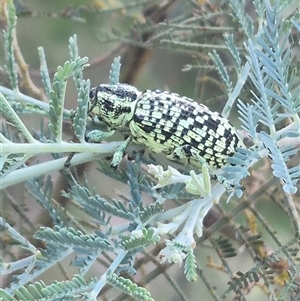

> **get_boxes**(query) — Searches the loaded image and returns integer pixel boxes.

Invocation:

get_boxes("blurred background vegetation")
[1,0,299,301]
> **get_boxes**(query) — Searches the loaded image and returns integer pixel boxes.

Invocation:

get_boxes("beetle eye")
[89,88,96,100]
[104,98,115,111]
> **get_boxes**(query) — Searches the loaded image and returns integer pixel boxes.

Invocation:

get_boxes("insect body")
[87,83,243,172]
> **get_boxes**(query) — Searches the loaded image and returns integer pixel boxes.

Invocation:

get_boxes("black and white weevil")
[86,83,244,184]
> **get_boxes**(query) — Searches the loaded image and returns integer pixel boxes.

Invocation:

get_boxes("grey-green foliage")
[219,0,300,195]
[48,57,89,141]
[209,50,233,94]
[69,35,91,142]
[230,0,254,38]
[109,56,121,84]
[35,226,113,252]
[119,228,160,251]
[106,272,155,301]
[72,78,90,143]
[3,0,18,91]
[184,250,197,282]
[38,47,52,99]
[259,131,299,193]
[1,1,300,301]
[26,176,66,227]
[0,274,97,301]
[247,0,300,192]
[67,182,138,222]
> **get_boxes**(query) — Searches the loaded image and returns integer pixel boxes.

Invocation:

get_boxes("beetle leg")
[85,129,116,143]
[111,136,132,169]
